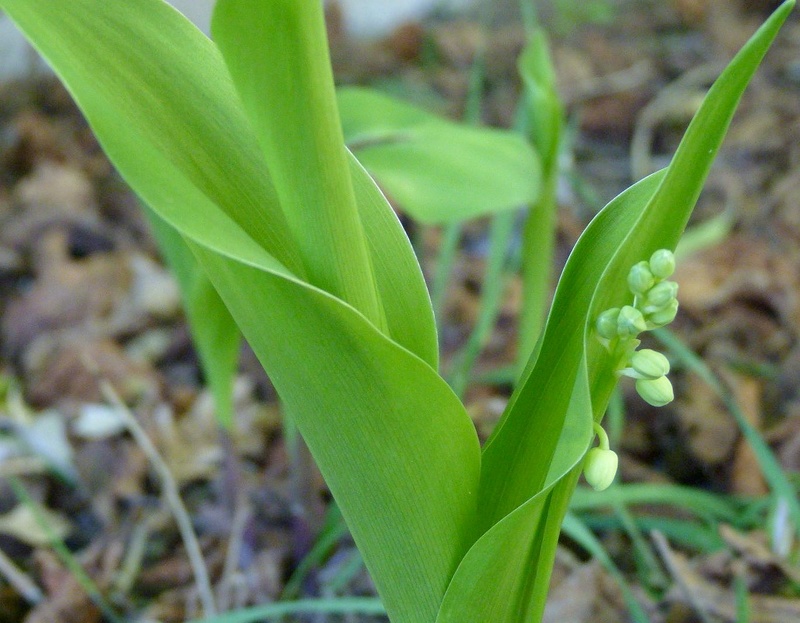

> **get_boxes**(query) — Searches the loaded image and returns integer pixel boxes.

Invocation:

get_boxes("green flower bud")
[625,349,670,379]
[596,308,621,340]
[644,281,678,311]
[646,298,679,327]
[649,249,676,279]
[628,261,655,296]
[635,376,674,407]
[617,305,647,338]
[583,447,619,491]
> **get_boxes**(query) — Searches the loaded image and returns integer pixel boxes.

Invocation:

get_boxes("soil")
[0,1,799,621]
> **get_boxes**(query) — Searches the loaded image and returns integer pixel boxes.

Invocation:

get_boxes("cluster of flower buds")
[583,249,679,491]
[594,249,679,407]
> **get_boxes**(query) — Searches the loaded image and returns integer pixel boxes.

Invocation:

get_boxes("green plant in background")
[516,14,564,378]
[0,2,794,623]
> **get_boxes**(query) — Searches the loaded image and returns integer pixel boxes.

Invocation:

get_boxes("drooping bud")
[644,281,678,311]
[596,308,621,340]
[583,447,619,491]
[646,298,679,327]
[628,261,655,296]
[635,375,674,407]
[617,305,647,338]
[649,249,676,279]
[624,349,670,380]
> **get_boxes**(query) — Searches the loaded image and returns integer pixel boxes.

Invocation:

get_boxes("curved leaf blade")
[480,0,793,535]
[212,0,383,329]
[338,87,541,223]
[1,0,438,373]
[191,239,479,623]
[0,1,479,620]
[439,3,793,619]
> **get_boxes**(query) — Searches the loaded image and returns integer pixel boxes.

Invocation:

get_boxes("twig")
[217,501,251,611]
[95,376,218,616]
[0,545,43,604]
[112,512,161,596]
[651,530,716,623]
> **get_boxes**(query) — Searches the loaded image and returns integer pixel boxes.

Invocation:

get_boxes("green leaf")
[1,0,305,275]
[438,2,794,619]
[436,364,591,622]
[187,597,386,623]
[212,0,383,329]
[0,0,297,435]
[191,238,479,622]
[211,0,438,369]
[348,153,439,368]
[0,2,474,622]
[338,87,541,223]
[517,29,562,171]
[516,27,564,374]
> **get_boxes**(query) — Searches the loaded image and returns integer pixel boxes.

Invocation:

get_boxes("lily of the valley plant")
[1,0,793,621]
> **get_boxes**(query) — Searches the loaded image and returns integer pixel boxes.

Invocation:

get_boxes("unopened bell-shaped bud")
[647,298,679,327]
[617,305,647,338]
[635,375,674,407]
[649,249,676,279]
[583,447,619,491]
[627,349,670,379]
[596,308,621,340]
[644,281,678,311]
[628,261,655,296]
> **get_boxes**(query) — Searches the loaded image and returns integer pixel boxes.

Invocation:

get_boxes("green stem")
[592,421,610,450]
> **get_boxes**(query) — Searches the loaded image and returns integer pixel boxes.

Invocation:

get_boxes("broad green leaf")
[435,178,662,621]
[2,0,437,372]
[438,2,793,619]
[349,154,439,368]
[0,2,475,622]
[0,0,297,434]
[1,0,304,276]
[338,87,541,223]
[211,0,437,369]
[436,362,590,623]
[480,171,666,529]
[189,235,479,623]
[212,0,383,330]
[482,0,793,532]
